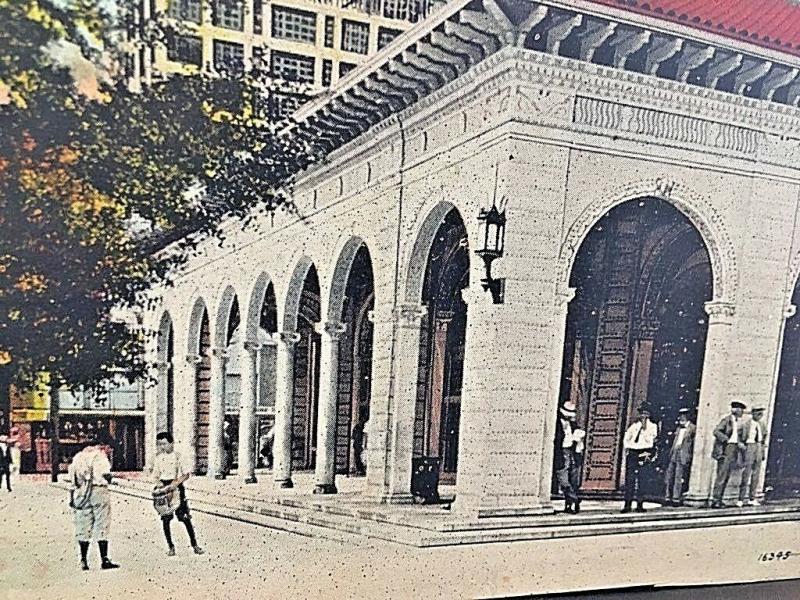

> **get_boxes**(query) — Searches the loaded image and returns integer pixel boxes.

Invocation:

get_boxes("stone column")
[154,360,170,435]
[237,341,260,484]
[180,354,202,471]
[381,303,426,504]
[686,300,736,505]
[207,347,229,480]
[273,331,300,488]
[314,321,347,494]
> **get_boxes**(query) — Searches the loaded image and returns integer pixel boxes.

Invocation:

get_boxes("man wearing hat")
[664,408,696,507]
[0,434,12,492]
[621,404,658,513]
[710,400,748,508]
[554,401,585,514]
[738,406,768,507]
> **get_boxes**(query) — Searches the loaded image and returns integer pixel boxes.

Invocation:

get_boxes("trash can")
[411,456,441,504]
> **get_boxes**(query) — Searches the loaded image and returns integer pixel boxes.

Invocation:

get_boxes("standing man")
[259,424,274,470]
[67,437,120,571]
[738,406,767,507]
[554,401,585,514]
[152,432,205,556]
[0,434,12,492]
[710,400,747,508]
[621,404,658,513]
[664,408,696,507]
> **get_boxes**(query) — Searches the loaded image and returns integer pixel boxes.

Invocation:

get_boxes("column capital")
[704,300,735,325]
[185,353,203,366]
[277,331,301,346]
[784,304,797,319]
[211,347,230,360]
[322,321,346,339]
[394,303,426,327]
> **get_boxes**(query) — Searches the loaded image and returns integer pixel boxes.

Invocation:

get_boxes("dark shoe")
[100,559,120,570]
[167,547,176,557]
[193,545,205,555]
[573,501,581,514]
[635,505,647,513]
[80,560,89,571]
[563,500,573,514]
[621,505,632,514]
[710,500,725,509]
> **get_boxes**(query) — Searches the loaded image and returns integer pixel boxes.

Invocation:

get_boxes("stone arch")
[282,256,315,333]
[186,296,209,356]
[403,200,459,304]
[327,235,368,323]
[213,284,240,348]
[244,272,277,343]
[557,179,738,304]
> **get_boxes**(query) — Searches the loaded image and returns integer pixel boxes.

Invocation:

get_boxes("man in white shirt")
[711,400,747,508]
[554,401,585,514]
[152,432,204,556]
[738,406,767,507]
[621,405,658,513]
[68,437,120,570]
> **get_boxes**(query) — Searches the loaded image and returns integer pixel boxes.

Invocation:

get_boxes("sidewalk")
[49,471,800,548]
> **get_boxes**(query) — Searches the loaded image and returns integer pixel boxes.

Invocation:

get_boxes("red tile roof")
[587,0,800,58]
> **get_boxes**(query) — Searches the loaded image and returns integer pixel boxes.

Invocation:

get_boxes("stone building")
[143,0,800,518]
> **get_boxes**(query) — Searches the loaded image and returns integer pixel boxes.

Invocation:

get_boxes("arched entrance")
[413,208,469,484]
[293,265,321,470]
[156,312,175,437]
[767,289,800,499]
[556,197,712,497]
[191,303,211,475]
[331,243,375,477]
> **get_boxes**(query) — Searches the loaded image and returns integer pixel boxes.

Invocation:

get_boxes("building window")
[253,0,263,35]
[167,33,203,66]
[383,0,423,22]
[322,59,332,87]
[339,61,356,78]
[271,5,316,44]
[168,0,201,24]
[341,19,369,54]
[213,0,244,31]
[324,16,335,48]
[377,26,401,50]
[214,40,245,73]
[271,50,315,83]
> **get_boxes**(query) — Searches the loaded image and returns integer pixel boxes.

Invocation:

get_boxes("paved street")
[2,478,800,600]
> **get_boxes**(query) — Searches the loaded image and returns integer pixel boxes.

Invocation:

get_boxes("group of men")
[67,432,204,570]
[555,399,768,514]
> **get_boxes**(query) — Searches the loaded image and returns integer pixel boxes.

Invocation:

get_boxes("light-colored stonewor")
[142,0,800,520]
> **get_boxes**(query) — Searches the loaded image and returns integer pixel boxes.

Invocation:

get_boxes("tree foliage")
[0,0,318,388]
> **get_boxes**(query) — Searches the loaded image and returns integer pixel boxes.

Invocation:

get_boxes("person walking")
[621,404,658,513]
[67,437,120,571]
[710,400,748,508]
[554,401,585,514]
[664,408,695,507]
[0,435,13,492]
[151,432,205,556]
[738,406,767,507]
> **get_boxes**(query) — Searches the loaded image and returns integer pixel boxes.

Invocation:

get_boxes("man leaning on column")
[710,400,748,508]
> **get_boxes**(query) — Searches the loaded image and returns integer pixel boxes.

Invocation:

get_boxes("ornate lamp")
[475,202,506,304]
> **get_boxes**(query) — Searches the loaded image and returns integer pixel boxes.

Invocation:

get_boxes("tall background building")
[126,0,436,91]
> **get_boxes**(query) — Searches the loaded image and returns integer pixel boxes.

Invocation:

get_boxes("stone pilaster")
[207,347,229,480]
[180,353,203,471]
[314,321,347,494]
[273,331,300,488]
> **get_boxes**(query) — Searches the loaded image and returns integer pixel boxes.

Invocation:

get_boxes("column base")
[243,476,257,484]
[276,478,294,489]
[682,494,712,507]
[379,492,416,505]
[214,473,227,481]
[313,483,338,495]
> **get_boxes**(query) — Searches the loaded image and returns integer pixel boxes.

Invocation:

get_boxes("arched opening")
[555,197,713,497]
[256,282,278,469]
[222,296,241,475]
[332,244,375,477]
[292,265,321,471]
[767,289,800,499]
[193,306,211,475]
[156,312,175,437]
[413,208,469,485]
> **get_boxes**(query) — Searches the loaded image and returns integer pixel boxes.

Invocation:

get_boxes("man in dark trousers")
[0,434,12,492]
[738,406,767,507]
[711,400,747,508]
[621,404,658,513]
[152,432,205,556]
[554,401,585,514]
[664,408,695,507]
